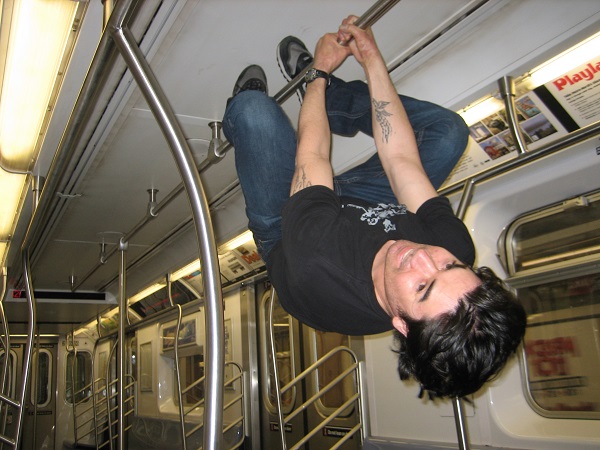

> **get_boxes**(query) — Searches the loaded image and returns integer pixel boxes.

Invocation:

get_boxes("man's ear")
[392,316,408,336]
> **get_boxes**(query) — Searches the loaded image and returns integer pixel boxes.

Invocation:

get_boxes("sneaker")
[232,65,268,97]
[276,36,313,101]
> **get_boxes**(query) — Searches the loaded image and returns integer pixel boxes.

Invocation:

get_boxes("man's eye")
[444,261,457,270]
[417,283,426,292]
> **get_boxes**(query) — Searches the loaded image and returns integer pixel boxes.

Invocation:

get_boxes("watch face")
[305,69,318,82]
[305,68,328,84]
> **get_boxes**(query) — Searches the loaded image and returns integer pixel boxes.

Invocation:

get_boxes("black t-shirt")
[268,186,475,335]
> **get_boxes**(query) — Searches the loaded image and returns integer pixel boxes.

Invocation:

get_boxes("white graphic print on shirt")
[344,203,407,233]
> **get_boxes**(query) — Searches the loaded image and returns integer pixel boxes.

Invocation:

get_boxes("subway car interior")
[1,0,600,448]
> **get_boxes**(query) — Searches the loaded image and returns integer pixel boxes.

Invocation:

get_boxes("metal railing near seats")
[172,305,246,450]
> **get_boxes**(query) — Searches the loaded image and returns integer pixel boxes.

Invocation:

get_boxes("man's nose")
[410,248,437,273]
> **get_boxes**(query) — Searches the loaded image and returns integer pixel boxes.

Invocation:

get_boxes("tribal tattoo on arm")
[372,98,393,144]
[290,165,312,195]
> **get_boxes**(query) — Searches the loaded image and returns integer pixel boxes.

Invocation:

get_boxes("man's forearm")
[291,77,334,195]
[361,43,438,211]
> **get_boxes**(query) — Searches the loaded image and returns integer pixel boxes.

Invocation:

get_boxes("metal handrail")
[93,378,110,449]
[106,340,117,450]
[275,342,362,450]
[98,338,135,450]
[211,0,402,161]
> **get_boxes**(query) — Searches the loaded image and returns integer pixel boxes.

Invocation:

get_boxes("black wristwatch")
[304,68,330,86]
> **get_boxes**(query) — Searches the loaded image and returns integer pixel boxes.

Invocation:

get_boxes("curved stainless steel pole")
[109,25,224,450]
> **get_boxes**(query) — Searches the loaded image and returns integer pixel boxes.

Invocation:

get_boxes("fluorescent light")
[0,0,79,266]
[529,32,600,87]
[170,230,254,282]
[171,259,201,282]
[219,230,253,254]
[458,96,504,126]
[128,282,166,305]
[0,0,78,166]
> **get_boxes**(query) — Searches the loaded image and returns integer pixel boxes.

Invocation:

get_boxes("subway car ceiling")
[2,0,600,336]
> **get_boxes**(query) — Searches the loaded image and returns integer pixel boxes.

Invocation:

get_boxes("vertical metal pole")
[173,305,187,450]
[498,76,528,155]
[117,238,128,450]
[453,124,476,450]
[268,289,287,450]
[31,329,40,450]
[166,273,174,307]
[70,339,78,445]
[17,251,37,449]
[109,25,224,450]
[455,179,476,221]
[453,398,469,450]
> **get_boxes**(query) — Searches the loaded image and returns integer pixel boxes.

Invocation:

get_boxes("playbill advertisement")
[442,91,567,187]
[544,57,600,127]
[442,56,600,187]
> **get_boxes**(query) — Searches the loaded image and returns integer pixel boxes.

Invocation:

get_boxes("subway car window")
[502,190,600,419]
[503,193,600,275]
[31,349,52,407]
[66,351,92,404]
[0,350,17,399]
[139,342,153,392]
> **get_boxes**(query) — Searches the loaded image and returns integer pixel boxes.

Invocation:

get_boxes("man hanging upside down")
[222,15,526,398]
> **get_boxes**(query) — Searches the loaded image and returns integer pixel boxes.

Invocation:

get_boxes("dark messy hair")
[393,266,527,399]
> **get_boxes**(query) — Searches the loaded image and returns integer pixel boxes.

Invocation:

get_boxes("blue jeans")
[222,77,468,262]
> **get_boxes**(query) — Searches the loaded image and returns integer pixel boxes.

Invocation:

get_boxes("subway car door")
[0,343,22,447]
[257,284,361,449]
[0,341,57,450]
[301,328,361,450]
[22,342,57,450]
[257,285,306,449]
